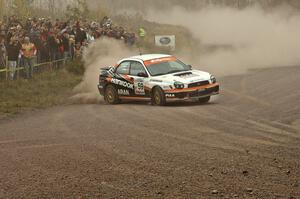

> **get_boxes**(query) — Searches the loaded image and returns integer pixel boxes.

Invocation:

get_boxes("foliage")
[0,0,4,17]
[11,0,33,17]
[88,0,300,10]
[65,0,89,20]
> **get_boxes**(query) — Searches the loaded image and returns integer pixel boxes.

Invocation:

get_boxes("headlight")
[174,82,184,89]
[210,75,217,84]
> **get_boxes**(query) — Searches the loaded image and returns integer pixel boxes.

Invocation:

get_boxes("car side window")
[116,61,130,75]
[130,61,146,76]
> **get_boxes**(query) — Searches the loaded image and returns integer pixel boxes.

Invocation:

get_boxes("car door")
[128,61,150,97]
[114,61,135,96]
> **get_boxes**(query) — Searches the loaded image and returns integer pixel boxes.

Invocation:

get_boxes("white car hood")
[152,70,211,84]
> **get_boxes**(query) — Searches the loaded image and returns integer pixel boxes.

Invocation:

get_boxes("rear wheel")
[152,87,166,106]
[104,85,120,104]
[198,96,210,104]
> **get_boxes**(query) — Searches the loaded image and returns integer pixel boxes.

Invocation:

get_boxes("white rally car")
[98,54,219,106]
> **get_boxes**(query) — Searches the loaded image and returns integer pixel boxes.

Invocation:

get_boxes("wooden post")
[17,58,20,80]
[5,56,8,81]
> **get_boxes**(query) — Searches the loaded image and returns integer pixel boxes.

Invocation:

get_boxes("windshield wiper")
[152,70,189,76]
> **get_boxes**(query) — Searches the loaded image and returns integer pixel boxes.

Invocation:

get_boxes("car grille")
[188,81,210,88]
[189,86,219,97]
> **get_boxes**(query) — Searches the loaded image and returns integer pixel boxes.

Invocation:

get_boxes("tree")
[11,0,33,17]
[65,0,89,20]
[0,0,4,17]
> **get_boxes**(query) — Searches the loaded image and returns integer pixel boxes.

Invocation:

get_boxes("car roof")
[129,54,172,61]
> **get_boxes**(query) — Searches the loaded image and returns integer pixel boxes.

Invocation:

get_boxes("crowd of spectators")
[0,15,137,80]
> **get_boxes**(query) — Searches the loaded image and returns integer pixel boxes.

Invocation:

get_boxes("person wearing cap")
[21,37,37,79]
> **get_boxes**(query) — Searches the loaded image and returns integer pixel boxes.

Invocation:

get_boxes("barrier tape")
[0,59,66,73]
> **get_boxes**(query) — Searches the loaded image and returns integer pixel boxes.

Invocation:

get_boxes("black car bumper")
[165,84,220,101]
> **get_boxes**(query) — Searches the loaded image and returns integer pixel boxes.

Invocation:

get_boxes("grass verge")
[0,69,82,118]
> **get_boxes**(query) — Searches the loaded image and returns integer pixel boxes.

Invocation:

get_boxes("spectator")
[100,16,108,28]
[80,40,88,54]
[47,30,60,62]
[86,30,95,43]
[0,15,138,79]
[69,35,76,60]
[62,32,70,61]
[7,37,21,80]
[0,38,6,68]
[21,37,36,79]
[124,32,136,46]
[74,42,82,58]
[75,26,87,45]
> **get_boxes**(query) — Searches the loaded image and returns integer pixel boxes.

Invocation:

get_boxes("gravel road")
[0,66,299,199]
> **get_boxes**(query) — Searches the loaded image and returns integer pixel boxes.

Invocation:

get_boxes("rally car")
[98,54,219,106]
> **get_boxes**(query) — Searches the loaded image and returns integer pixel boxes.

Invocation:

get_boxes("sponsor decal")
[106,67,115,76]
[165,94,176,98]
[150,59,165,63]
[118,89,130,95]
[144,57,177,66]
[155,35,176,51]
[159,37,171,45]
[111,78,134,89]
[150,79,163,83]
[134,78,145,95]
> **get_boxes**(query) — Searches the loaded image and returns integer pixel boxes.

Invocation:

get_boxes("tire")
[151,87,166,106]
[198,96,210,104]
[104,85,120,104]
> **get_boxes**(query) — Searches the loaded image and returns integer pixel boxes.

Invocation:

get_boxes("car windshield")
[146,60,190,76]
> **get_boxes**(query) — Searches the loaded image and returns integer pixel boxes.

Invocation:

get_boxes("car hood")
[151,70,211,84]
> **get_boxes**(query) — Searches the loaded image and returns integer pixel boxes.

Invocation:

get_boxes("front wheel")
[198,96,210,104]
[151,87,166,106]
[104,85,120,104]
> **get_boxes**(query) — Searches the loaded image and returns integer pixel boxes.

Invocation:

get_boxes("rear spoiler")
[101,66,111,71]
[101,66,115,76]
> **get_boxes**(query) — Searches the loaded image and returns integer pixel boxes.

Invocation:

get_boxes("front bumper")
[165,83,220,101]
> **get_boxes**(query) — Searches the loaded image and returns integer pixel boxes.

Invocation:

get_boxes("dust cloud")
[72,4,300,103]
[146,5,300,76]
[71,38,137,103]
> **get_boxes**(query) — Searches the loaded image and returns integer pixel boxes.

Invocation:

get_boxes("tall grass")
[0,69,82,117]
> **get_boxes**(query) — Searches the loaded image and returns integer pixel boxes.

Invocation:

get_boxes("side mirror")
[137,72,149,77]
[187,65,192,70]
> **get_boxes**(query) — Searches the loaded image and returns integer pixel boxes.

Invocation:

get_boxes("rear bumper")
[165,83,220,101]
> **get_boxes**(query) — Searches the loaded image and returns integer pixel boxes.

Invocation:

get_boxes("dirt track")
[0,66,299,199]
